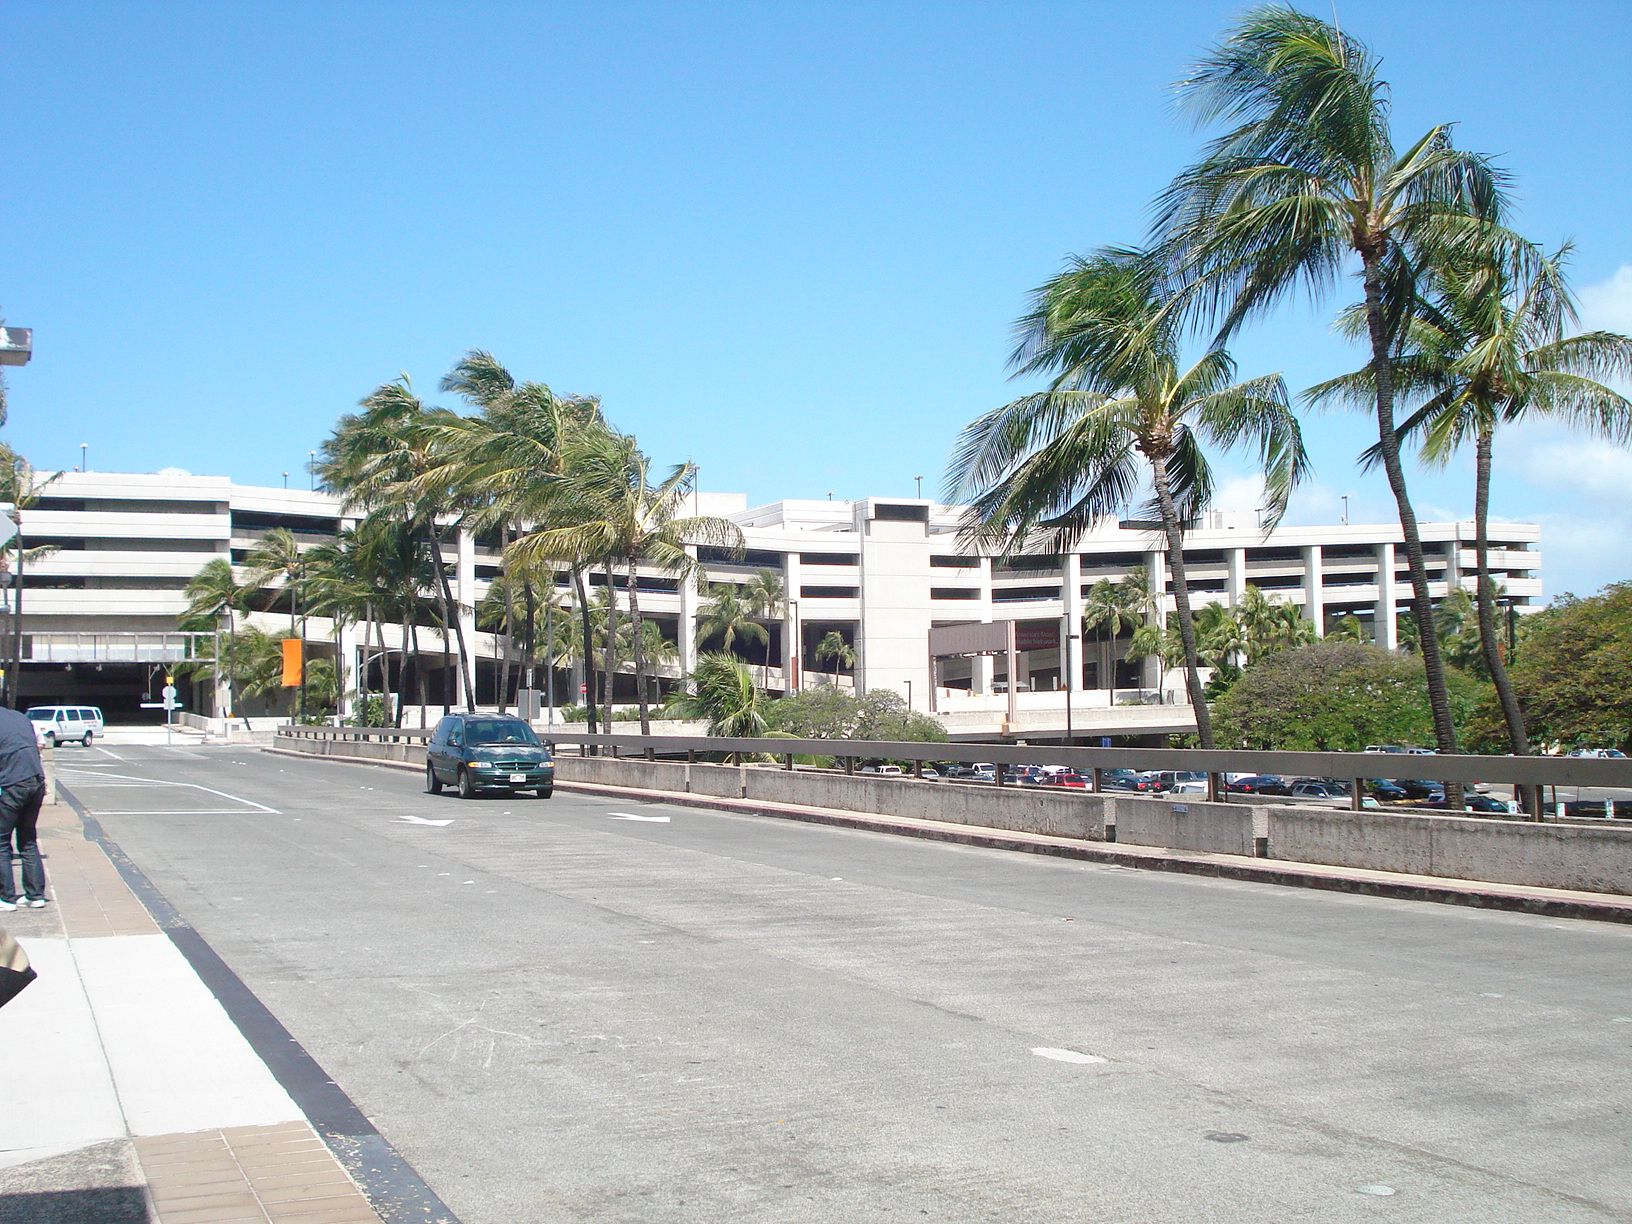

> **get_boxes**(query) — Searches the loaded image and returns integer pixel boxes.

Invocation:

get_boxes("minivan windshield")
[25,710,54,722]
[465,719,541,747]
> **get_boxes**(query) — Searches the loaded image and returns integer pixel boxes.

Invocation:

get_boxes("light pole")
[914,475,922,499]
[1341,495,1350,526]
[787,598,800,692]
[282,471,289,489]
[903,678,913,710]
[308,451,317,490]
[80,442,87,472]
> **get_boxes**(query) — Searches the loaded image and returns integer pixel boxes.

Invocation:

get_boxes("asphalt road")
[56,743,1632,1223]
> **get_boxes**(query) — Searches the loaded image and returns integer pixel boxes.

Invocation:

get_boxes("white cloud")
[1579,264,1632,334]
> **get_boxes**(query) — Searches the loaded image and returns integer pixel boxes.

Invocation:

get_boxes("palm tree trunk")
[628,558,651,735]
[1148,452,1215,748]
[423,519,476,711]
[410,619,428,726]
[601,562,618,725]
[571,568,598,736]
[1474,425,1529,757]
[1362,251,1459,758]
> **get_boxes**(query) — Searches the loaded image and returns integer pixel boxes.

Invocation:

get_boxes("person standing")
[0,706,47,910]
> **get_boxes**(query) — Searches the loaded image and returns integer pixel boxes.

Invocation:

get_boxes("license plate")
[509,773,527,783]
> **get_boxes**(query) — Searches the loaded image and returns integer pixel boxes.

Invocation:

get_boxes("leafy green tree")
[1325,613,1370,644]
[1159,5,1509,755]
[244,528,310,717]
[1487,584,1632,753]
[765,687,945,745]
[947,248,1307,747]
[742,568,788,689]
[1214,640,1486,751]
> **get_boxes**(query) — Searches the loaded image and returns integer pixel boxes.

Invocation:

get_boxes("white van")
[26,706,105,747]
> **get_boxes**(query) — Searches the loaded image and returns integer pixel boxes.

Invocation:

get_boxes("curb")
[264,745,1632,926]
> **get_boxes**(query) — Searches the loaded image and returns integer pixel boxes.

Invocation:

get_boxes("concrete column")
[1226,546,1247,607]
[679,544,700,680]
[1142,548,1166,690]
[1444,540,1463,595]
[1062,553,1084,691]
[1375,543,1398,650]
[781,551,801,690]
[1301,544,1324,635]
[972,555,995,695]
[456,526,478,704]
[336,618,360,721]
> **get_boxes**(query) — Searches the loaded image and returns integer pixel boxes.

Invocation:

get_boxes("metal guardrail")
[277,725,1632,791]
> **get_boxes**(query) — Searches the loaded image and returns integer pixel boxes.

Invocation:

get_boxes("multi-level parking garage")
[9,470,1541,726]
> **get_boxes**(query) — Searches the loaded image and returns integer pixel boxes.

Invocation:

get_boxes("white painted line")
[609,812,671,823]
[60,771,280,814]
[86,809,282,817]
[397,814,454,827]
[1031,1047,1107,1065]
[92,746,125,762]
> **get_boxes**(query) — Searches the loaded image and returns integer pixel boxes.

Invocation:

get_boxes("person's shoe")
[24,898,45,909]
[0,899,15,912]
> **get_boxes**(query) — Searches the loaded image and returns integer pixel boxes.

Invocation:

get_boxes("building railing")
[25,631,214,663]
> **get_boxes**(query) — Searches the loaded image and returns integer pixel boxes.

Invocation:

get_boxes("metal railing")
[277,724,1631,810]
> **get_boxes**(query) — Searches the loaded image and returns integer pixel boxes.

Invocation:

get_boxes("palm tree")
[1081,567,1149,701]
[668,652,767,746]
[742,568,787,689]
[1325,613,1371,644]
[245,527,308,719]
[947,248,1307,748]
[184,557,249,723]
[510,431,744,735]
[319,377,476,713]
[813,631,855,684]
[696,583,769,658]
[1158,5,1510,753]
[1324,242,1632,753]
[436,351,608,727]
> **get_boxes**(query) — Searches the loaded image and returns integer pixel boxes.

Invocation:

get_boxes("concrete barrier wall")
[743,770,1110,841]
[1267,807,1632,893]
[1115,800,1259,856]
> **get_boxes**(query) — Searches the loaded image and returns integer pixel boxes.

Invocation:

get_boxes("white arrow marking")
[609,812,671,823]
[398,814,454,827]
[1032,1047,1107,1065]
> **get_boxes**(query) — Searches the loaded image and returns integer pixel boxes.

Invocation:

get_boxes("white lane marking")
[609,812,671,823]
[1032,1047,1107,1065]
[397,814,454,827]
[86,809,281,816]
[93,745,125,761]
[55,771,279,814]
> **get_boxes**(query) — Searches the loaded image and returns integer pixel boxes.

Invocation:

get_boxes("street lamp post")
[1065,629,1079,746]
[79,443,88,473]
[308,451,317,490]
[903,678,913,710]
[914,475,922,499]
[787,599,800,692]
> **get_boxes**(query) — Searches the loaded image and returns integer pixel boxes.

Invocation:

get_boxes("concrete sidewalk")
[0,799,384,1223]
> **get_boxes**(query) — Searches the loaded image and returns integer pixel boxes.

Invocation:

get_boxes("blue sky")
[5,2,1630,595]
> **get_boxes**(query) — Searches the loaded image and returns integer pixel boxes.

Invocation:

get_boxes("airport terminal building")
[10,470,1542,730]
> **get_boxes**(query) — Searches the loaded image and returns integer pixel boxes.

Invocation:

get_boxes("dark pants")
[0,778,46,904]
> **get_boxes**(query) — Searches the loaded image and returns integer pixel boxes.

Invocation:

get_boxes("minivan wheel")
[533,787,552,800]
[425,762,442,795]
[458,768,477,799]
[82,731,93,747]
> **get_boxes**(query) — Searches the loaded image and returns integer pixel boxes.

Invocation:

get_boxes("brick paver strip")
[132,1125,383,1222]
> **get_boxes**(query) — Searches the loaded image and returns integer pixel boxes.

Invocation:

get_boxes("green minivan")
[425,713,554,800]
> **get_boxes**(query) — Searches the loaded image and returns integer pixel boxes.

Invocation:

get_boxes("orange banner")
[281,638,303,687]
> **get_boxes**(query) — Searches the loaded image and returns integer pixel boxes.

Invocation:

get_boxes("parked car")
[1127,772,1164,793]
[1041,771,1088,789]
[27,705,105,747]
[1568,747,1628,758]
[1395,779,1446,800]
[859,763,904,775]
[1151,770,1208,793]
[1100,769,1144,791]
[425,713,554,799]
[1290,779,1383,809]
[1366,780,1409,802]
[1426,793,1515,814]
[1226,774,1283,795]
